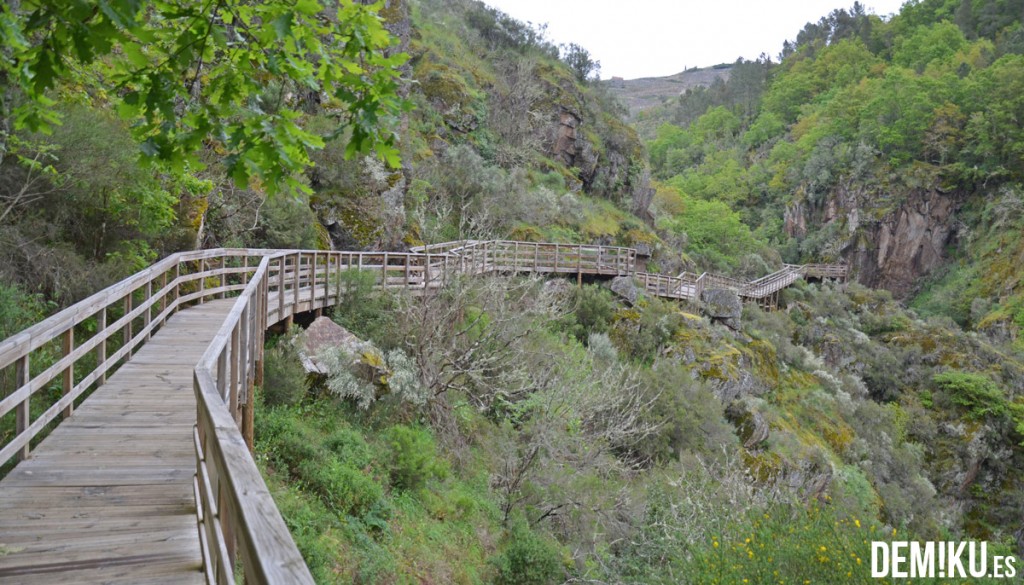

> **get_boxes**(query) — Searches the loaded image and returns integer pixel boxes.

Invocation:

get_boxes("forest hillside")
[0,0,1022,583]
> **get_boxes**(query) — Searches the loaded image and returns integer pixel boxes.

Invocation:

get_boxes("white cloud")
[481,0,907,79]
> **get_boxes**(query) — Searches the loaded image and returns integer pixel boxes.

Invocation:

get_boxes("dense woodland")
[1,0,1024,583]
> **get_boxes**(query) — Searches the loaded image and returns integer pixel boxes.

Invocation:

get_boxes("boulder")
[711,369,769,404]
[295,317,388,385]
[543,278,575,300]
[701,288,742,329]
[727,401,770,449]
[609,275,640,305]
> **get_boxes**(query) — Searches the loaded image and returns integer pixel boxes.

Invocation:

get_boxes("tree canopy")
[0,0,408,194]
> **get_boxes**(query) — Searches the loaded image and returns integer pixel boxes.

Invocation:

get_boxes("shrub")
[932,370,1009,420]
[297,458,384,518]
[258,408,320,474]
[570,284,615,341]
[490,520,562,585]
[262,337,310,407]
[384,425,448,491]
[611,298,683,362]
[333,268,398,346]
[324,427,374,469]
[0,284,49,340]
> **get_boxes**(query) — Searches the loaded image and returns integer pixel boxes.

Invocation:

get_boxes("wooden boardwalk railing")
[0,240,845,584]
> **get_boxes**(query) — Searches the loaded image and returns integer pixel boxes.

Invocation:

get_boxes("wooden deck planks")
[0,299,236,585]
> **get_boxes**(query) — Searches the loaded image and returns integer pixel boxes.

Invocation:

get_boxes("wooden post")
[292,253,300,311]
[230,325,240,424]
[577,245,582,286]
[198,259,206,305]
[554,244,559,273]
[325,253,333,303]
[160,271,168,316]
[124,294,133,359]
[277,257,286,321]
[219,257,227,299]
[16,354,30,461]
[311,252,318,308]
[97,307,107,386]
[173,262,181,314]
[144,279,152,341]
[219,482,237,580]
[217,349,228,401]
[336,255,344,302]
[425,253,432,290]
[246,278,265,453]
[405,254,411,288]
[382,252,389,287]
[62,327,74,419]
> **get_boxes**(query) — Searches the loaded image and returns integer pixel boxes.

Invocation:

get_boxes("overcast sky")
[481,0,909,79]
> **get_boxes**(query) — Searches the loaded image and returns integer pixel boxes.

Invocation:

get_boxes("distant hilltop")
[604,65,732,118]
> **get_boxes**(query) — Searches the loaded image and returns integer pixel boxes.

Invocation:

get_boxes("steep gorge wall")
[786,187,961,299]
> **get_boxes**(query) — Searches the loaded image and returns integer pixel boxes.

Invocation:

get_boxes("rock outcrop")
[785,186,960,299]
[609,276,640,305]
[701,288,742,329]
[295,317,389,384]
[851,190,958,298]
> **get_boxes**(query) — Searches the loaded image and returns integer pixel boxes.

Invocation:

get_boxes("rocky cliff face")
[785,187,960,299]
[851,190,958,298]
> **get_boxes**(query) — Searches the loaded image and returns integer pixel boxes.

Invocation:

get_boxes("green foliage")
[384,425,448,492]
[611,298,684,362]
[894,22,970,72]
[932,370,1009,420]
[333,268,398,346]
[566,284,615,341]
[489,519,563,585]
[657,192,759,269]
[262,335,310,407]
[3,0,407,194]
[560,42,600,82]
[0,284,49,340]
[297,458,384,518]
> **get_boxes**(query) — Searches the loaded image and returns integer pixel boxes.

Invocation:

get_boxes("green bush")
[932,370,1008,420]
[262,337,310,407]
[324,427,374,469]
[490,521,563,585]
[384,425,448,491]
[570,284,615,341]
[258,408,320,474]
[297,458,384,517]
[0,284,49,340]
[333,268,398,346]
[611,298,683,363]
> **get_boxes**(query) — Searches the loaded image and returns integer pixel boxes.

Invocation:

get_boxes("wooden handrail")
[0,240,846,584]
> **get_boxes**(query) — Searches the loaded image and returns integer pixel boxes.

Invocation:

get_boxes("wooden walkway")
[0,241,847,584]
[0,300,235,584]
